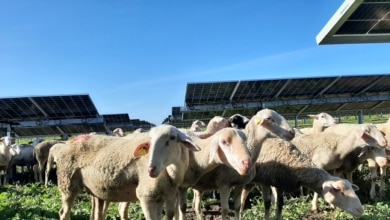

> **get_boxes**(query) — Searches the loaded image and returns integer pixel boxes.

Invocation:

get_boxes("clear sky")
[1,1,390,126]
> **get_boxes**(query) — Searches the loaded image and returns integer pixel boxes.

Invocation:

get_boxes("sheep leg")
[368,160,379,199]
[271,186,278,204]
[239,184,254,217]
[261,184,272,220]
[164,197,177,220]
[275,187,284,220]
[177,187,189,220]
[59,191,78,220]
[90,197,107,220]
[311,192,319,212]
[192,189,204,220]
[118,202,130,220]
[139,199,163,220]
[220,186,232,220]
[379,166,387,197]
[232,185,244,220]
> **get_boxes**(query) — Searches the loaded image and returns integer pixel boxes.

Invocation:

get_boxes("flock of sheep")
[0,109,390,220]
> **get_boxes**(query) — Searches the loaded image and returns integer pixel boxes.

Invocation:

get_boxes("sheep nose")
[378,158,388,168]
[148,166,156,175]
[242,159,251,169]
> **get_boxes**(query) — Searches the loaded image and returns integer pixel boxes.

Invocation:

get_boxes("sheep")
[116,127,253,220]
[189,120,206,132]
[188,108,296,220]
[193,116,230,139]
[240,138,364,220]
[55,124,200,220]
[113,128,124,137]
[291,124,387,212]
[44,142,66,187]
[34,140,65,183]
[10,144,37,183]
[0,136,20,185]
[297,112,336,135]
[228,113,250,129]
[173,127,252,220]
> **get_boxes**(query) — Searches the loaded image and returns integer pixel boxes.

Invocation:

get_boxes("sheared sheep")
[297,112,336,135]
[189,120,206,132]
[113,128,124,137]
[188,108,296,220]
[34,140,65,183]
[0,136,20,185]
[10,144,37,183]
[291,124,387,212]
[240,138,364,220]
[117,127,252,220]
[44,142,66,187]
[55,124,200,220]
[193,116,230,139]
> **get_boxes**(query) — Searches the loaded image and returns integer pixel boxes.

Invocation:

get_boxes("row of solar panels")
[0,94,154,137]
[169,74,390,128]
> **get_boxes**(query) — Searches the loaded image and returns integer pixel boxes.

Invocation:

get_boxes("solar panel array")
[317,0,390,44]
[171,74,390,128]
[0,94,154,137]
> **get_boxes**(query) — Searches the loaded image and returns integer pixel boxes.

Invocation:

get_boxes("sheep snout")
[377,158,388,168]
[239,159,252,175]
[148,166,157,177]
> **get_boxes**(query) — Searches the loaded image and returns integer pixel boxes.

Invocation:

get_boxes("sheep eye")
[170,136,176,141]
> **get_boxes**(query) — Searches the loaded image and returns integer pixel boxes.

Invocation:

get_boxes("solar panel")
[174,74,390,126]
[317,0,390,44]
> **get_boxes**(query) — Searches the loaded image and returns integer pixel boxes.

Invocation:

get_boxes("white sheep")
[365,116,390,199]
[10,144,36,183]
[113,128,124,137]
[117,127,253,220]
[33,140,65,183]
[291,124,387,212]
[297,112,336,135]
[55,124,200,220]
[189,120,206,132]
[192,116,230,139]
[240,138,364,220]
[188,108,296,220]
[44,142,66,187]
[0,136,20,185]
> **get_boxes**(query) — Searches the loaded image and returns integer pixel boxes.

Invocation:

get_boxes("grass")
[1,169,390,220]
[2,113,388,219]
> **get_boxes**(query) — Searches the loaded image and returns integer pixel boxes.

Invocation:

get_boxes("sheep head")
[145,125,200,178]
[247,109,295,141]
[208,128,252,175]
[322,178,363,217]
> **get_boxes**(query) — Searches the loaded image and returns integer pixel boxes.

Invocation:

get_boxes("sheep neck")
[335,133,367,159]
[182,137,223,187]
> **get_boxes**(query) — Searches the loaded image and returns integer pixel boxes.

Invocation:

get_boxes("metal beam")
[229,81,241,101]
[274,79,291,98]
[182,94,390,112]
[316,76,341,97]
[28,97,49,118]
[355,76,384,96]
[14,117,105,127]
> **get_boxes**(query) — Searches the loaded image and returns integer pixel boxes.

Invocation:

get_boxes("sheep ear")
[307,114,318,119]
[254,118,263,125]
[134,142,150,157]
[209,137,220,163]
[176,130,201,152]
[358,145,369,157]
[352,184,359,191]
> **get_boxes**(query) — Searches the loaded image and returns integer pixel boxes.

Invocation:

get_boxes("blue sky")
[1,1,390,126]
